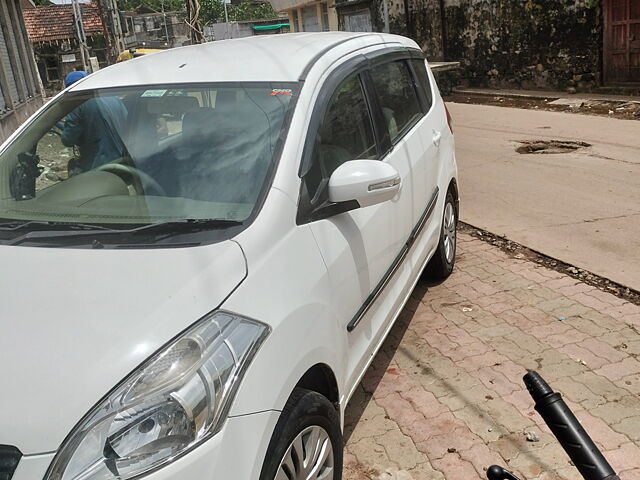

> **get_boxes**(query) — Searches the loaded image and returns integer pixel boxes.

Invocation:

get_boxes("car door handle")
[432,130,442,147]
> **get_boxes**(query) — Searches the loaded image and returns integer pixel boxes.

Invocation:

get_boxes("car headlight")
[45,311,269,480]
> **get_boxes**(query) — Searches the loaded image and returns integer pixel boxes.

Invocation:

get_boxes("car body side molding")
[347,186,440,332]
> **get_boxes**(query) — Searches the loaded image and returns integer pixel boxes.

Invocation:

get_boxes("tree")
[199,0,279,24]
[228,0,278,22]
[117,0,184,12]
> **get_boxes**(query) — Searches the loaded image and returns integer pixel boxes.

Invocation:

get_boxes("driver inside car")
[59,71,128,174]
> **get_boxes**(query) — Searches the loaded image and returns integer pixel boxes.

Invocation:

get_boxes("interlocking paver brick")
[431,453,483,480]
[416,427,482,460]
[558,344,609,369]
[604,442,640,473]
[611,415,640,442]
[344,233,640,479]
[551,377,606,407]
[579,337,627,363]
[595,357,640,381]
[620,469,640,480]
[545,329,591,348]
[590,395,640,425]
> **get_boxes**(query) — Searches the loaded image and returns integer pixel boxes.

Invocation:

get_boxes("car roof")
[71,32,420,91]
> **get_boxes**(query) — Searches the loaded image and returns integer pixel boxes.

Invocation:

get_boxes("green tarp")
[251,23,290,31]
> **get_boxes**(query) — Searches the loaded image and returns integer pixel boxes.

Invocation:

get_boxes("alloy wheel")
[275,425,334,480]
[443,201,456,264]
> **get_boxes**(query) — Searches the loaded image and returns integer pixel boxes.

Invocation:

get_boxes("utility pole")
[382,0,389,33]
[72,0,90,72]
[161,0,170,46]
[105,0,125,53]
[223,0,230,39]
[96,0,125,63]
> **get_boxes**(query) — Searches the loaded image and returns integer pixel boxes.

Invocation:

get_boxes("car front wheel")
[260,388,342,480]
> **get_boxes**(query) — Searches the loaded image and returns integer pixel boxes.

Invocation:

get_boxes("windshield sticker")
[271,88,293,96]
[141,89,168,97]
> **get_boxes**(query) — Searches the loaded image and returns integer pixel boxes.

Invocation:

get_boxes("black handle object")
[523,371,620,480]
[9,152,41,200]
[487,465,522,480]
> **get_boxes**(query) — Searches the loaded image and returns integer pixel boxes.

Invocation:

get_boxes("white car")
[0,33,458,480]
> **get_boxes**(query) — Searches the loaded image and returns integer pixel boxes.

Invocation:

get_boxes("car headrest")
[181,107,218,142]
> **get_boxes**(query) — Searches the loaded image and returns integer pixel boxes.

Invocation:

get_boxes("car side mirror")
[328,160,401,208]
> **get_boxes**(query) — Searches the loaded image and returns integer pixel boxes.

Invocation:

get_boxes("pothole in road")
[516,139,591,154]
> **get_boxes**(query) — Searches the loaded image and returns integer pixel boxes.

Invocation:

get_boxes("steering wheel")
[97,163,167,197]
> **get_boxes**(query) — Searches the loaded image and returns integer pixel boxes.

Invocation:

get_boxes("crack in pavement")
[505,211,640,231]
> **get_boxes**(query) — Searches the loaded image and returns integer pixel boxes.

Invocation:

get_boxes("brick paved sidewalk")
[343,232,640,480]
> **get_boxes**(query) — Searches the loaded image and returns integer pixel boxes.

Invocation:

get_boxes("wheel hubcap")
[275,425,334,480]
[443,201,456,264]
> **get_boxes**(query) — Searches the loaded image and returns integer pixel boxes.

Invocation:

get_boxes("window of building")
[322,2,330,31]
[343,10,371,32]
[369,60,422,142]
[45,56,59,82]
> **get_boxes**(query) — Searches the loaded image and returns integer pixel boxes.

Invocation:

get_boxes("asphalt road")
[447,102,640,292]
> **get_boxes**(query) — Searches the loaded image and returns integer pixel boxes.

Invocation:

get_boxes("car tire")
[260,387,342,480]
[424,190,457,280]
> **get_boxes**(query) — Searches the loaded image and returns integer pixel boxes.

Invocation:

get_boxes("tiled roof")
[23,3,103,43]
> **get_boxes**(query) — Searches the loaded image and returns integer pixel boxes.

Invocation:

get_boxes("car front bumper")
[12,410,279,480]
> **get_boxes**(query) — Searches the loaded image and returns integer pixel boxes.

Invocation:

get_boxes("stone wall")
[378,0,602,91]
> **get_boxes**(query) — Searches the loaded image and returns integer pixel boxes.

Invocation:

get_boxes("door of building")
[604,0,640,83]
[302,5,321,32]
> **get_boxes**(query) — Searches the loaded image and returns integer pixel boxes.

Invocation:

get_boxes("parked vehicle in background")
[116,47,164,62]
[0,32,458,480]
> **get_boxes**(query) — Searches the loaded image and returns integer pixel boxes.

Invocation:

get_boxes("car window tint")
[370,60,422,142]
[316,74,377,178]
[410,59,434,112]
[0,83,296,226]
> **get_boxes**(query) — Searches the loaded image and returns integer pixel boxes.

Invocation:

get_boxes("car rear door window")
[369,60,422,143]
[410,58,434,113]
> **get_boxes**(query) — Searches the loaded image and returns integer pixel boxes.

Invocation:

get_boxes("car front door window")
[306,74,377,202]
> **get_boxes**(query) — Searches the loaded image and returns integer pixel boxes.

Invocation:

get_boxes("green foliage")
[33,0,53,5]
[227,0,278,22]
[200,0,225,22]
[200,0,279,23]
[116,0,278,22]
[117,0,184,13]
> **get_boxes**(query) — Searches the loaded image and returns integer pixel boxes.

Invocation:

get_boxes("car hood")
[0,240,247,454]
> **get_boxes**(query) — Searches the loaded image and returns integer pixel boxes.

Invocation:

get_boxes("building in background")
[269,0,337,32]
[122,8,189,49]
[318,0,639,91]
[204,18,289,41]
[0,0,44,144]
[381,0,638,90]
[23,3,108,93]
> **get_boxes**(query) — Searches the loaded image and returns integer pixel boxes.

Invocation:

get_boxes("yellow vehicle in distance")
[116,47,164,62]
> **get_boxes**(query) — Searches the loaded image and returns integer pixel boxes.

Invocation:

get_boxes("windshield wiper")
[0,220,116,232]
[3,219,243,247]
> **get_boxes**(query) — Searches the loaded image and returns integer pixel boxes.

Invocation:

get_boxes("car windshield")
[0,82,297,244]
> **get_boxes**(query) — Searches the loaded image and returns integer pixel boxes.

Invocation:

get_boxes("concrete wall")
[362,0,602,91]
[442,0,602,91]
